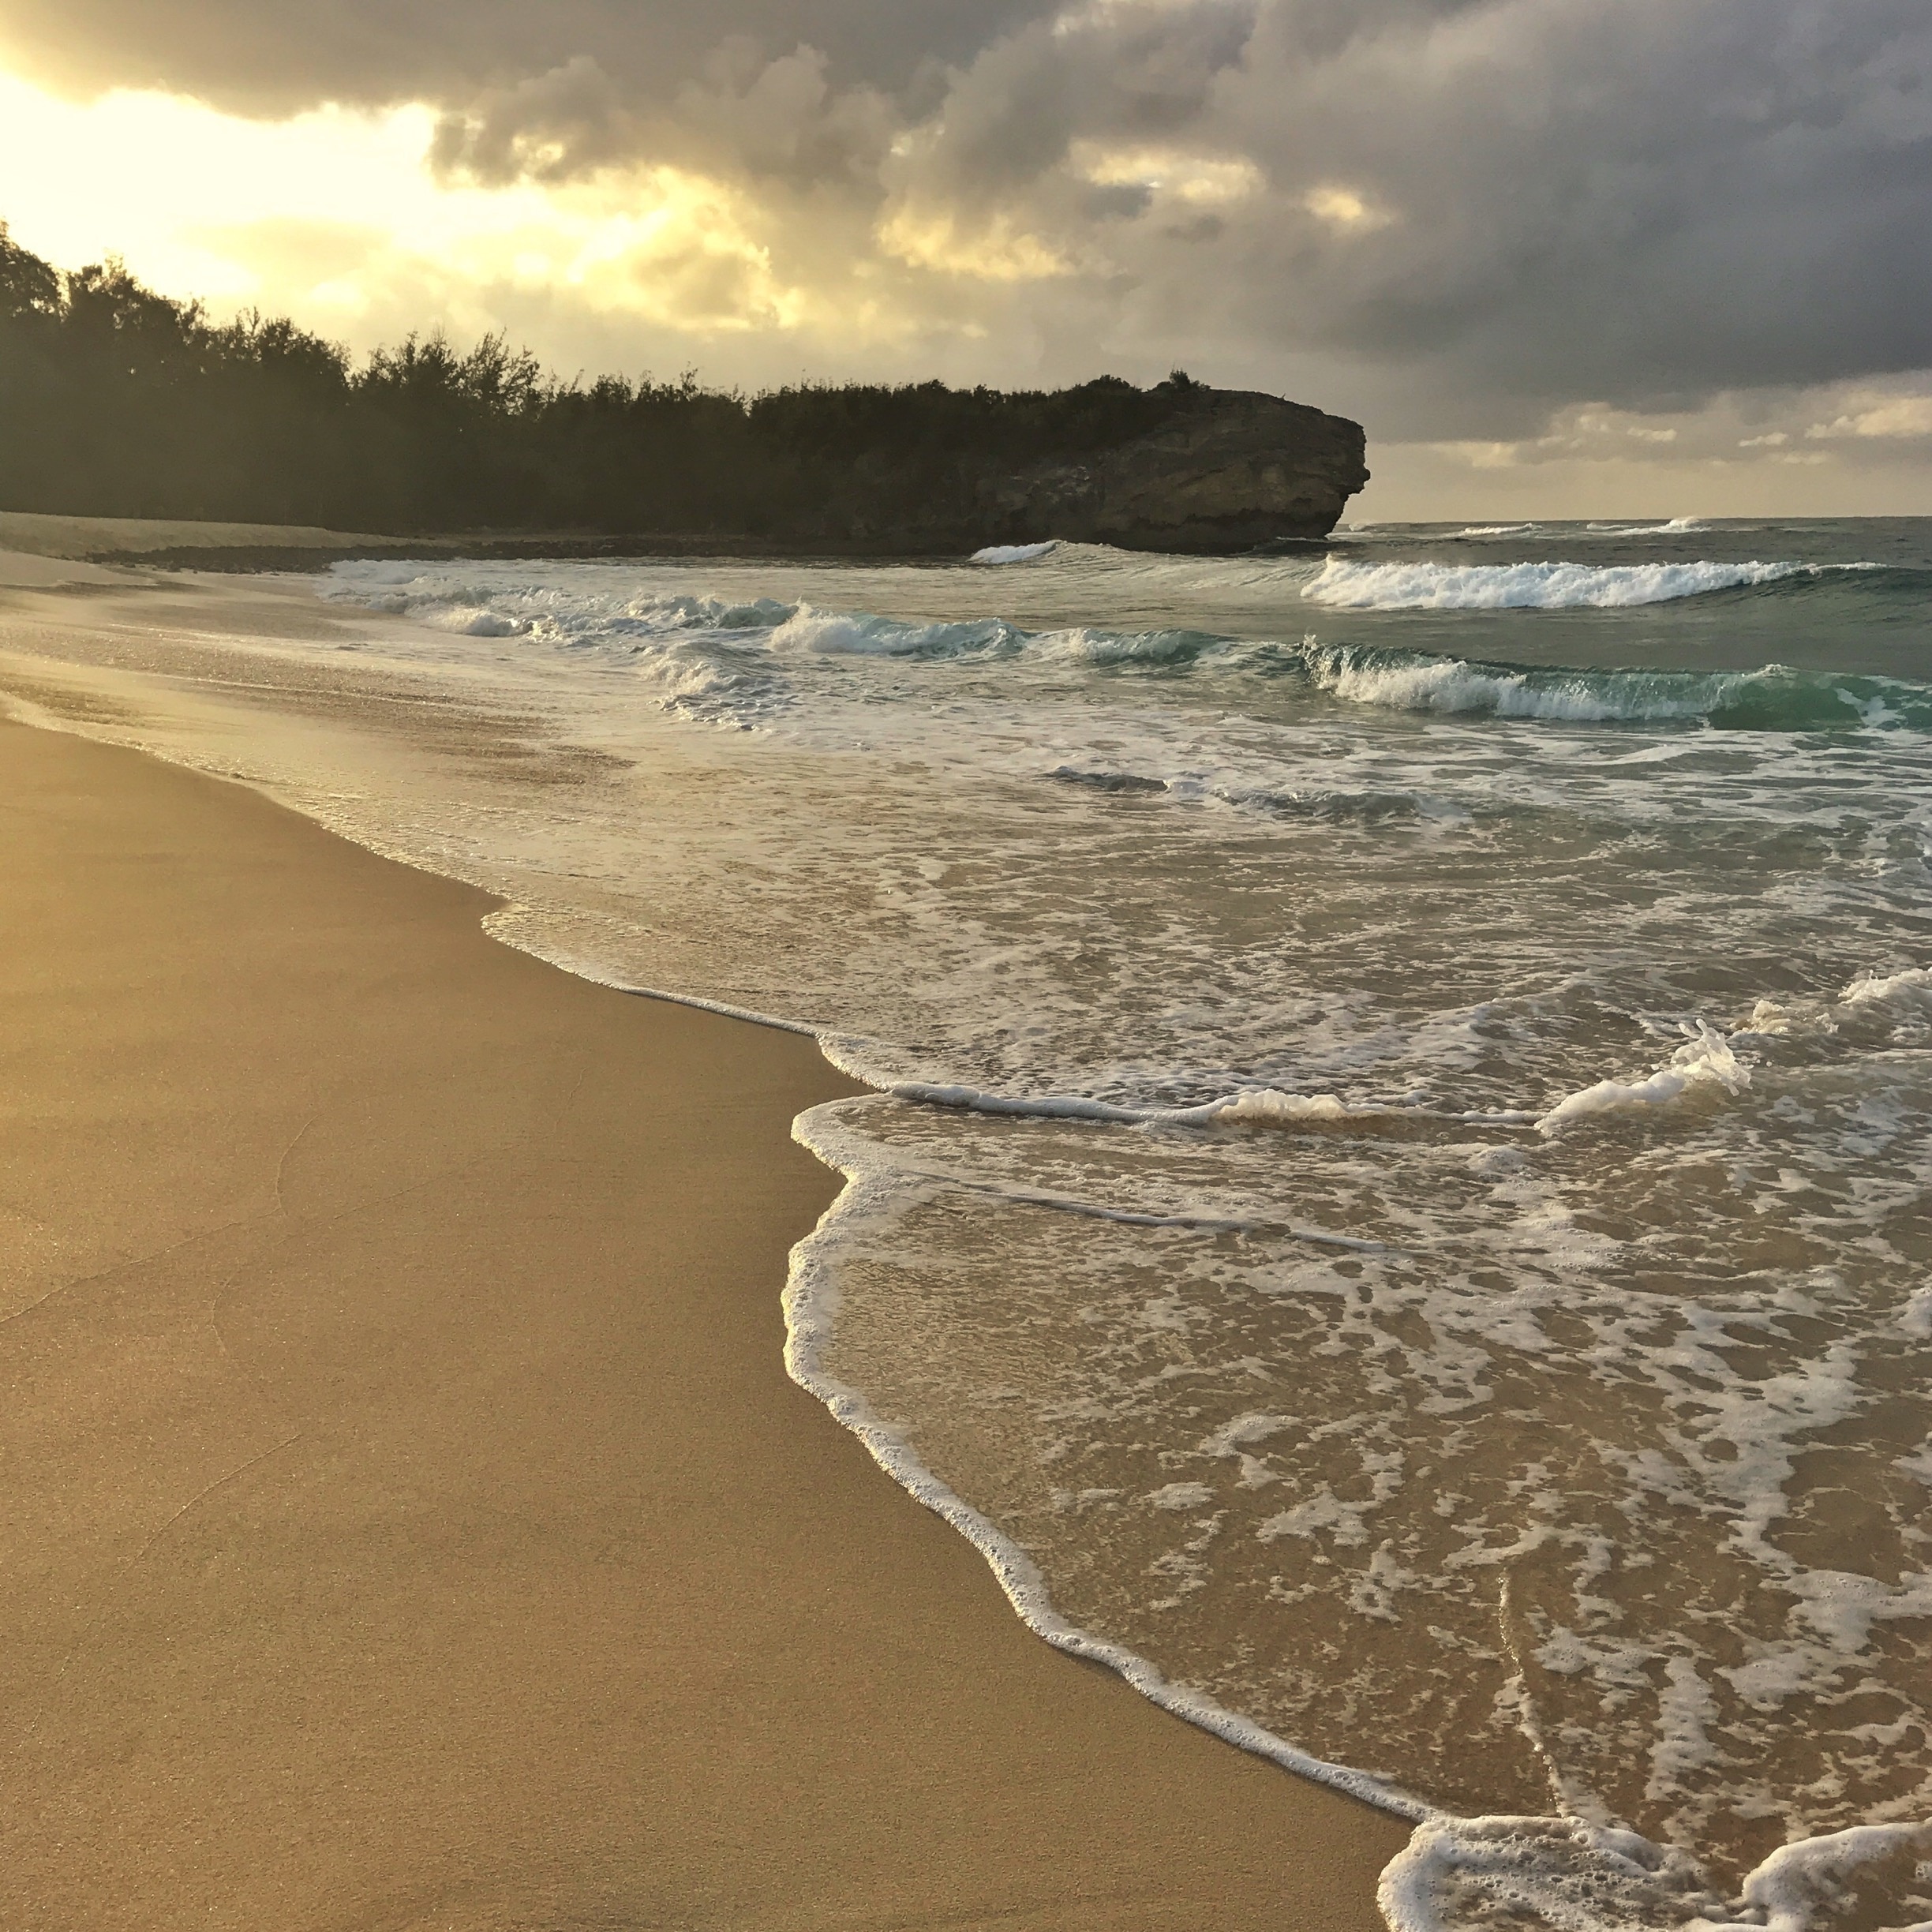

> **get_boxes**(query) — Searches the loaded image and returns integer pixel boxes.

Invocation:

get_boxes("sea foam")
[1536,1024,1750,1133]
[1302,556,1812,611]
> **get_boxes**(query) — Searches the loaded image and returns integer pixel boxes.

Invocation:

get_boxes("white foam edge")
[870,1160,1399,1250]
[469,941,1532,1258]
[475,923,829,1039]
[0,801,1416,1833]
[1735,1819,1932,1932]
[780,1102,1436,1826]
[884,1074,1537,1133]
[466,927,1545,1141]
[467,939,1463,1802]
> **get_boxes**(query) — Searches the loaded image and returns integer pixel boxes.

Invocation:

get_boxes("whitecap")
[1584,516,1706,536]
[1302,556,1808,612]
[423,605,527,637]
[1210,1087,1351,1124]
[971,541,1058,564]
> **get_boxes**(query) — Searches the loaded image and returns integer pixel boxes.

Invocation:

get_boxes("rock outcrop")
[801,379,1369,554]
[980,385,1368,552]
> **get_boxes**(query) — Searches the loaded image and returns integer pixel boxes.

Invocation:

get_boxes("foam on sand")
[781,1099,1430,1821]
[1379,1813,1932,1932]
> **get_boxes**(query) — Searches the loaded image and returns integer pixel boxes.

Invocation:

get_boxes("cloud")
[1807,391,1932,439]
[428,46,900,193]
[2,0,1930,482]
[0,0,1054,116]
[410,0,1932,436]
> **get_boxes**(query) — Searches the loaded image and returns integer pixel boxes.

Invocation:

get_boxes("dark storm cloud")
[426,43,904,189]
[878,0,1932,424]
[1196,0,1932,415]
[5,0,1928,436]
[0,0,1053,114]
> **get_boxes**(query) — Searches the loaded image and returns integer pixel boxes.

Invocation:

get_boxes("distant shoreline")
[0,508,1342,573]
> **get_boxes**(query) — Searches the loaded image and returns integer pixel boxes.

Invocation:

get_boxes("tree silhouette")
[0,223,1194,545]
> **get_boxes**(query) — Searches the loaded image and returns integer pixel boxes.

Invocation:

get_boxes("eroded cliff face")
[795,380,1368,555]
[981,387,1369,552]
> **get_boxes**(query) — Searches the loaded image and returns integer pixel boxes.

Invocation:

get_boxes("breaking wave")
[1301,640,1932,731]
[972,540,1059,564]
[323,564,1932,736]
[1584,515,1707,536]
[1301,556,1863,611]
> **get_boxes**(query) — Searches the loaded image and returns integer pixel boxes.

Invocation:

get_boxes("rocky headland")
[792,379,1370,555]
[4,227,1365,556]
[963,383,1368,552]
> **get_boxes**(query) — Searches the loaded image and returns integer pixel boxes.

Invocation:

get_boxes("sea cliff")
[968,384,1369,552]
[791,380,1369,554]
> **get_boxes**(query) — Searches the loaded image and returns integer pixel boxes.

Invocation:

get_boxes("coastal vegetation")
[0,223,1193,537]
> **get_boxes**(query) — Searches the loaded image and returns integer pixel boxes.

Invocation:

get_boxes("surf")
[1299,556,1871,611]
[1297,639,1932,730]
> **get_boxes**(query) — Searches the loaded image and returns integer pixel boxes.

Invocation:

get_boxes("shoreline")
[0,508,1344,577]
[0,635,1409,1925]
[12,529,1925,1928]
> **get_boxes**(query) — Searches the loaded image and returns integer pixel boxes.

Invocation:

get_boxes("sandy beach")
[4,11,1923,1911]
[0,560,1406,1929]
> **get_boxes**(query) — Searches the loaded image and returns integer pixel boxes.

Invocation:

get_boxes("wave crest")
[971,541,1058,564]
[321,562,1930,734]
[1302,557,1829,612]
[1301,641,1929,731]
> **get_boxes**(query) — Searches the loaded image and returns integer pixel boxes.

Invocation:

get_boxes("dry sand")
[0,710,1408,1930]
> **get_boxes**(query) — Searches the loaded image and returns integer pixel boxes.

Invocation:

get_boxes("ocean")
[28,518,1932,1930]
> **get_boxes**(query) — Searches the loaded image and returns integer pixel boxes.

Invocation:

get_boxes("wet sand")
[0,702,1407,1930]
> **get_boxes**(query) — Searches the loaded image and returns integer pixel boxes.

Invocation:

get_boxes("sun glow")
[876,205,1070,282]
[1076,144,1262,207]
[0,69,806,343]
[1302,183,1395,233]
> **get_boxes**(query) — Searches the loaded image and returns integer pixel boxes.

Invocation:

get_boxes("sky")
[2,0,1929,519]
